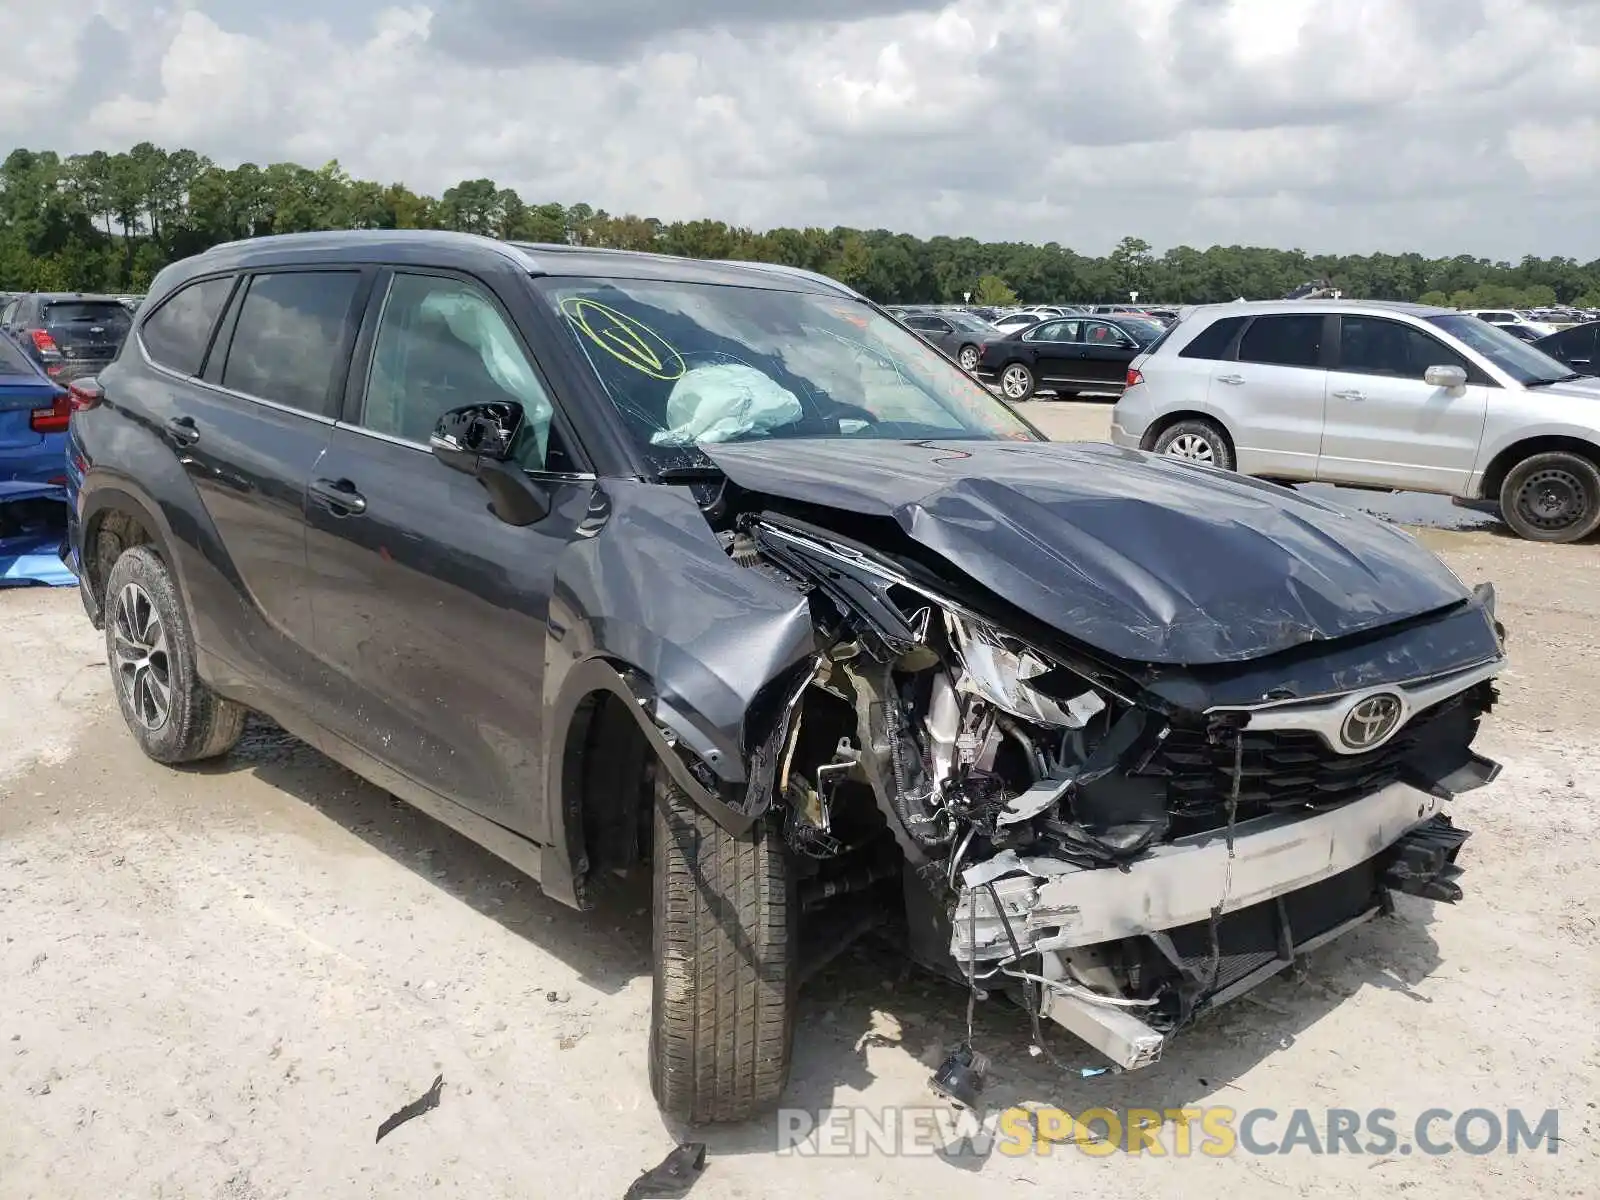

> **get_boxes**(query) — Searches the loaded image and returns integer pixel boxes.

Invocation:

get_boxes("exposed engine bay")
[712,503,1505,1085]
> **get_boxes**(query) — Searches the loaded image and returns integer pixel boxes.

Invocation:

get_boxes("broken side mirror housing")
[429,401,550,526]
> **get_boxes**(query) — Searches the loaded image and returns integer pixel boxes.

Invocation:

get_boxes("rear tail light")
[1126,367,1144,388]
[29,329,60,358]
[30,392,71,434]
[67,378,103,412]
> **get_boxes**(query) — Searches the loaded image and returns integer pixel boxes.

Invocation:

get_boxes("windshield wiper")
[1526,373,1584,386]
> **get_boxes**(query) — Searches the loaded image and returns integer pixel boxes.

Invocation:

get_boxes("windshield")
[1427,313,1576,385]
[947,312,998,333]
[542,278,1038,470]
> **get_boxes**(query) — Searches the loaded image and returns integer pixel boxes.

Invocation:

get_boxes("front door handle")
[1331,389,1365,400]
[165,415,200,446]
[1216,373,1245,385]
[310,477,367,516]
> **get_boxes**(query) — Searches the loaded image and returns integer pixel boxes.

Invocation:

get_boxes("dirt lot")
[3,403,1596,1198]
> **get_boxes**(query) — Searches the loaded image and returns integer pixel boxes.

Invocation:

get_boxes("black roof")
[176,230,861,299]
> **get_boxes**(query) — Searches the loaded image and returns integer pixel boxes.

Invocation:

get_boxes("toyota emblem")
[1340,693,1404,750]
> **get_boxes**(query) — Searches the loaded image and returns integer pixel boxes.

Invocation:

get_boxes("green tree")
[973,274,1018,305]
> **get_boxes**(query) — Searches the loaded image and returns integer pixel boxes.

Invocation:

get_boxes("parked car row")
[1112,300,1600,543]
[0,292,137,486]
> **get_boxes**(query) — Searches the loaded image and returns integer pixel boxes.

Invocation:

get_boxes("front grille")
[1146,693,1470,830]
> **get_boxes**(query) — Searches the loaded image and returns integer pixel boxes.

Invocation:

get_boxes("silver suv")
[1111,300,1600,543]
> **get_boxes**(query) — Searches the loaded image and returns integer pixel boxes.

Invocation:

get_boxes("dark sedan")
[975,314,1167,401]
[898,310,1003,371]
[1533,321,1598,376]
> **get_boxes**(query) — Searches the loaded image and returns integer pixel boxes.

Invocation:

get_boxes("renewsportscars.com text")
[776,1106,1561,1158]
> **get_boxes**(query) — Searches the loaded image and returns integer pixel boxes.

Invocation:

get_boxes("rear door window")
[1238,315,1325,368]
[140,276,235,376]
[221,271,362,416]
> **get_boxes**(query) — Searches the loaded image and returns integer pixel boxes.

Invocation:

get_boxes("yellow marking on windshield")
[559,297,686,381]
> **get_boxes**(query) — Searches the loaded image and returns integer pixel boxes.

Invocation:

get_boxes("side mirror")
[1424,365,1469,390]
[428,402,550,526]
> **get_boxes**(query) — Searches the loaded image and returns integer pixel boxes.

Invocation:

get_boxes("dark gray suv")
[65,231,1505,1123]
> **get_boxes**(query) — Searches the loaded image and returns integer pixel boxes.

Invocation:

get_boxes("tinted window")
[1024,320,1077,342]
[140,277,234,376]
[1540,324,1598,365]
[41,300,132,330]
[1178,315,1246,360]
[902,316,938,329]
[1238,315,1325,368]
[1338,317,1470,380]
[221,272,360,415]
[363,273,558,469]
[1083,320,1132,346]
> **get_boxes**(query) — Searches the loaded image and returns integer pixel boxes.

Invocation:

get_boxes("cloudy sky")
[6,0,1599,259]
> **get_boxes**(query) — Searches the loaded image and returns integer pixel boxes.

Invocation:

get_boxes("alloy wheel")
[1165,433,1215,464]
[113,582,172,730]
[959,346,979,370]
[1001,365,1032,399]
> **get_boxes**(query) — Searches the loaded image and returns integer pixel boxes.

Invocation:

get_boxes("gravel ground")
[2,404,1596,1198]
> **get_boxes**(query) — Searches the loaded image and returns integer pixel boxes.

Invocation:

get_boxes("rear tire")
[104,545,247,764]
[649,770,795,1124]
[1153,418,1235,471]
[957,344,980,371]
[999,362,1036,401]
[1498,451,1600,543]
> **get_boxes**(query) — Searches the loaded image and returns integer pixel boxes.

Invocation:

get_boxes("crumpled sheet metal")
[0,482,75,588]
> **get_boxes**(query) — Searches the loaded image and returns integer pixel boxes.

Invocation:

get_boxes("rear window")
[1237,314,1325,368]
[1178,315,1247,360]
[41,301,132,329]
[0,335,39,376]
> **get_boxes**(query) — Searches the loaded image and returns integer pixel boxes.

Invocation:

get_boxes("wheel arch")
[77,480,188,627]
[1478,434,1600,502]
[1139,409,1237,456]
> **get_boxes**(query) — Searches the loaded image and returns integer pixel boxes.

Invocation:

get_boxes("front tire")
[104,545,247,764]
[649,771,795,1124]
[1153,418,1235,471]
[1498,451,1600,543]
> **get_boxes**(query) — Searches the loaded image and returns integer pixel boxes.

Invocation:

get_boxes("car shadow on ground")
[186,715,1445,1167]
[183,716,656,997]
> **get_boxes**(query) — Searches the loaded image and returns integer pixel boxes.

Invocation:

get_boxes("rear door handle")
[309,477,367,516]
[1216,373,1245,385]
[1332,389,1365,400]
[165,415,200,446]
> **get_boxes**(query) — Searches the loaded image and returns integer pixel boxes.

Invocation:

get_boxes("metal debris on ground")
[374,1073,444,1143]
[622,1143,707,1199]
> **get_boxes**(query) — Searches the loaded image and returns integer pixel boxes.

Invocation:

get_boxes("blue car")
[0,331,69,484]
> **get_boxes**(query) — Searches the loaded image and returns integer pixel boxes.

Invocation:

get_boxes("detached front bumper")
[955,780,1479,1070]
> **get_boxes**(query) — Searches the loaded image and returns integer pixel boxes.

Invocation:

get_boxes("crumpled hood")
[701,438,1472,665]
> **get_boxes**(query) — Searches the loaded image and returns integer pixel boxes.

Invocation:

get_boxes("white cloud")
[4,0,1598,259]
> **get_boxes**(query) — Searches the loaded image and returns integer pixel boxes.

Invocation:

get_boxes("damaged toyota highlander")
[64,232,1507,1125]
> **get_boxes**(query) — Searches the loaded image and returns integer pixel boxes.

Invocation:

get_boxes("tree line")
[4,142,1599,310]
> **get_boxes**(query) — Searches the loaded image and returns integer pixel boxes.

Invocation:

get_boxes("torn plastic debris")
[622,1142,707,1200]
[374,1073,444,1143]
[0,482,75,589]
[649,363,803,446]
